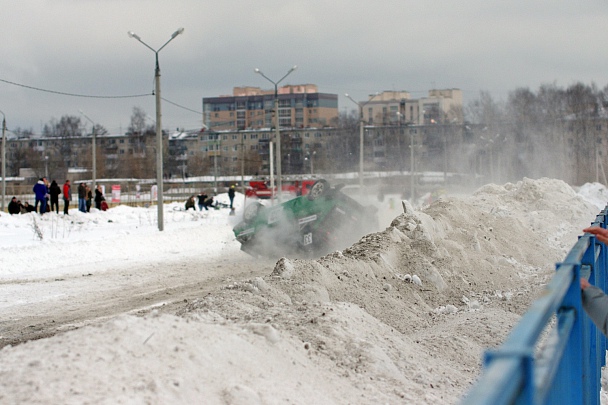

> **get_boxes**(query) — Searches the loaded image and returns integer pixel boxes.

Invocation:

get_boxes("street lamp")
[396,111,416,204]
[345,92,379,198]
[79,110,97,193]
[305,150,315,175]
[128,27,184,231]
[0,110,5,212]
[254,65,297,203]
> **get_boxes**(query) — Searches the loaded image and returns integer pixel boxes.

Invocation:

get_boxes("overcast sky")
[1,0,607,135]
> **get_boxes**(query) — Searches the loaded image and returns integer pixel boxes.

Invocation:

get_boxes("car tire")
[243,202,262,223]
[307,179,329,201]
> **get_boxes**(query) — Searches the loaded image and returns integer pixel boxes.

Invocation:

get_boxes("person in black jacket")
[49,180,61,214]
[94,185,104,210]
[228,185,236,209]
[8,197,20,215]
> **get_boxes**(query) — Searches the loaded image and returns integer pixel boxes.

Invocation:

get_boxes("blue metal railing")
[461,207,608,405]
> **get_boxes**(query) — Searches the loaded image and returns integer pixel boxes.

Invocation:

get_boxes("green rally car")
[233,179,378,258]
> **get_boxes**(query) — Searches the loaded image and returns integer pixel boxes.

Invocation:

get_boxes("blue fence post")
[552,263,585,405]
[582,242,599,405]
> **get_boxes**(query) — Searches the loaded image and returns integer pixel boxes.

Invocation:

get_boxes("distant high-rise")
[361,89,463,125]
[203,84,338,131]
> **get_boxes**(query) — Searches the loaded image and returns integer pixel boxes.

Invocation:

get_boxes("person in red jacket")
[62,180,71,215]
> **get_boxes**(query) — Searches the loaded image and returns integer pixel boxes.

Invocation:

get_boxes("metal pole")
[92,127,96,193]
[155,55,164,231]
[1,112,5,212]
[345,93,380,200]
[269,140,275,202]
[359,106,364,198]
[254,66,297,203]
[240,132,245,196]
[128,28,183,232]
[274,90,282,203]
[411,128,415,205]
[79,110,97,193]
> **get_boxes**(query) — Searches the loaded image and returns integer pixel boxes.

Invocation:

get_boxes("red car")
[245,179,317,199]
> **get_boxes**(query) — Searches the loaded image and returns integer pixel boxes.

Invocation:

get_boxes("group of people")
[8,177,63,215]
[185,192,215,211]
[8,197,35,214]
[69,181,106,213]
[6,178,106,216]
[184,185,236,212]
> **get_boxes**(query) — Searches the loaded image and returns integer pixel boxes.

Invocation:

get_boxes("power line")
[0,77,152,99]
[161,97,202,115]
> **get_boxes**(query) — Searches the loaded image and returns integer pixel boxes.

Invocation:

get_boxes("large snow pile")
[0,178,604,404]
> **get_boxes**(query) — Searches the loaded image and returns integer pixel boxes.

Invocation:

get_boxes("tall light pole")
[0,110,5,212]
[79,110,97,193]
[128,27,184,231]
[345,93,379,198]
[306,150,315,175]
[254,65,297,203]
[395,111,416,204]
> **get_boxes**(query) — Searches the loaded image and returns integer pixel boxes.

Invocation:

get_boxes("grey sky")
[1,0,607,134]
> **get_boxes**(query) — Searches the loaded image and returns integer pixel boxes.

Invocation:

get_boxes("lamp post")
[79,110,97,193]
[254,65,297,203]
[306,150,315,175]
[410,125,416,205]
[0,110,5,212]
[345,92,379,198]
[128,27,184,231]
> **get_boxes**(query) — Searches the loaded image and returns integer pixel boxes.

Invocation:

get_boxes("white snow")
[0,180,607,404]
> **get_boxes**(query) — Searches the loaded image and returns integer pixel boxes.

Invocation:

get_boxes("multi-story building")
[202,84,339,131]
[361,89,463,125]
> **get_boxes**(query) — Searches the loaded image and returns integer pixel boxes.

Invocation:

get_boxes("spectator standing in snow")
[49,180,61,214]
[85,185,93,212]
[197,192,207,211]
[580,226,608,337]
[33,178,48,214]
[77,182,87,213]
[63,180,71,215]
[94,185,104,210]
[8,197,20,215]
[228,185,236,209]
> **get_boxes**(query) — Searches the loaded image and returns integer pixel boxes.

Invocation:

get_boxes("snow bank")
[0,179,604,404]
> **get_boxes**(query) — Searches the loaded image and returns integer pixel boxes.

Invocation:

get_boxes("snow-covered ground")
[0,179,606,404]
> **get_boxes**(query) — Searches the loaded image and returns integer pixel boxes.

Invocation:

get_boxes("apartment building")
[361,89,463,125]
[202,84,338,131]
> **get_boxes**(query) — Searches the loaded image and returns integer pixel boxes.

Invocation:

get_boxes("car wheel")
[243,202,262,223]
[307,179,329,201]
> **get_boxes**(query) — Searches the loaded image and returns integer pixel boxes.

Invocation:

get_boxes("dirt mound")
[173,177,598,403]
